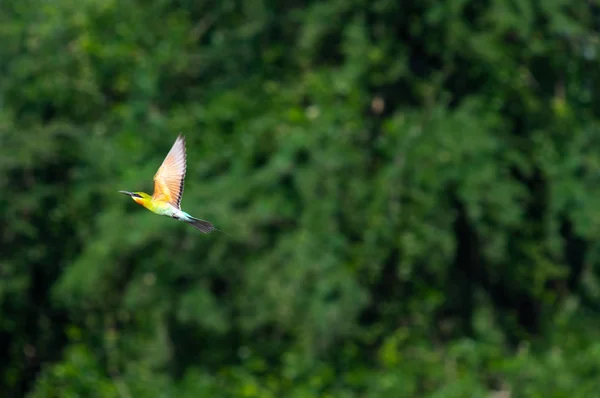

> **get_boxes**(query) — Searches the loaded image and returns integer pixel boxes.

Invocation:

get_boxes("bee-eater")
[119,134,215,233]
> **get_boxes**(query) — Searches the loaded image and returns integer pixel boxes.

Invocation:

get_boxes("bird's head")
[119,191,152,205]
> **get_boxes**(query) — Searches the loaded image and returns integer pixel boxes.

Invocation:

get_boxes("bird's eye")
[133,193,142,198]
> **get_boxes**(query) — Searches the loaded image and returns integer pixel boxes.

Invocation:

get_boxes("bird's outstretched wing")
[152,134,187,209]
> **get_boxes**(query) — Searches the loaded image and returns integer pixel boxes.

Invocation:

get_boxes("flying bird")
[119,134,215,233]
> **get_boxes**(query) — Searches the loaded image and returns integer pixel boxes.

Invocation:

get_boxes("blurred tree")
[1,0,600,397]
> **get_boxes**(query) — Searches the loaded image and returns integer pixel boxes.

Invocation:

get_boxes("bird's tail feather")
[185,217,215,234]
[182,213,233,237]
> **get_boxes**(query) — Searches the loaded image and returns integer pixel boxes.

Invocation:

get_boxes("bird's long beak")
[119,190,134,196]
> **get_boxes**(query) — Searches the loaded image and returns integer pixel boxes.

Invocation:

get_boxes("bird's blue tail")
[179,211,234,236]
[180,212,214,234]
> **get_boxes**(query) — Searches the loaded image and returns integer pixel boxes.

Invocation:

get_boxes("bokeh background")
[3,0,600,397]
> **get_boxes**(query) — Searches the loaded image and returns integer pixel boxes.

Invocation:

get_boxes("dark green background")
[2,0,600,396]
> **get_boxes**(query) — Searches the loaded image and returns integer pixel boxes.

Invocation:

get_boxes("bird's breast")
[147,200,178,216]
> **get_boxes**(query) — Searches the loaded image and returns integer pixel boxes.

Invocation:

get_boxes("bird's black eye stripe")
[132,193,142,198]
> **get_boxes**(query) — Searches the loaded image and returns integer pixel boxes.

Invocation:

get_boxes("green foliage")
[1,0,600,396]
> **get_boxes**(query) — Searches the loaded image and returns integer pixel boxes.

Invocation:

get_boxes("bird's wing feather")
[152,135,187,209]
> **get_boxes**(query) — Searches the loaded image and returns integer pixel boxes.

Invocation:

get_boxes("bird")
[119,134,216,233]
